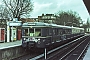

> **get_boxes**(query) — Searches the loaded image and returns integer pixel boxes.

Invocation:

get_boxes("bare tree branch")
[3,0,33,20]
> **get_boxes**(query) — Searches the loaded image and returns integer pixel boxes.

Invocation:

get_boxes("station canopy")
[83,0,90,14]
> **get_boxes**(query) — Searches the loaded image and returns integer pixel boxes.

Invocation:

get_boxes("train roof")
[23,22,49,26]
[22,22,50,28]
[71,26,84,30]
[22,22,71,28]
[22,22,84,30]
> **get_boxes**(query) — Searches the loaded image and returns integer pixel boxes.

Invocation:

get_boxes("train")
[22,22,84,49]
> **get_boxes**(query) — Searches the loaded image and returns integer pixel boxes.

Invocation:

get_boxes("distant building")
[85,28,90,33]
[19,14,57,23]
[38,14,56,23]
[20,18,38,23]
[0,14,56,28]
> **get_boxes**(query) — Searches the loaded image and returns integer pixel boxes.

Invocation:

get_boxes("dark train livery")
[22,22,84,48]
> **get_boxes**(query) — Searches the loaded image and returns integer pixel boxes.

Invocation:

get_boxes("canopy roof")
[83,0,90,14]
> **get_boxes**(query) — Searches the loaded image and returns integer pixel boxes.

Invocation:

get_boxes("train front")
[22,22,48,49]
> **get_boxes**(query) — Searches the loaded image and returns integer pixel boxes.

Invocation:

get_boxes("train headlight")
[38,38,40,41]
[24,38,26,40]
[37,38,40,44]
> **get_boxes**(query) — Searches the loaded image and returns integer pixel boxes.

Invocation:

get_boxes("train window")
[23,28,41,37]
[49,28,52,35]
[65,30,67,34]
[41,28,48,36]
[29,28,41,37]
[56,29,58,35]
[53,29,58,35]
[29,29,34,36]
[59,29,63,35]
[69,30,71,34]
[24,29,28,36]
[23,28,34,36]
[35,29,41,36]
[53,29,56,35]
[65,29,71,34]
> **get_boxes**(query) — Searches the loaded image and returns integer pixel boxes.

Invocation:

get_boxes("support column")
[44,48,47,60]
[7,26,10,42]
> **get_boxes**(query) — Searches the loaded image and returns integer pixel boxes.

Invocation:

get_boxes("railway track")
[39,35,90,60]
[12,35,90,60]
[50,36,90,60]
[30,35,90,60]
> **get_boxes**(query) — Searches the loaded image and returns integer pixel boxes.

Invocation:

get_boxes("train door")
[11,27,17,41]
[52,28,56,43]
[42,28,48,37]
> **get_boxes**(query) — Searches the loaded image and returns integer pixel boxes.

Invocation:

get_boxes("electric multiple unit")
[22,22,84,49]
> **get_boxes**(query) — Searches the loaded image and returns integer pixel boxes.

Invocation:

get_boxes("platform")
[83,45,90,60]
[0,40,22,50]
[0,40,27,60]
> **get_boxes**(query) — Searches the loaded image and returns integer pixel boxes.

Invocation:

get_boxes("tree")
[86,18,90,27]
[0,6,11,20]
[55,10,82,27]
[3,0,33,20]
[81,18,90,32]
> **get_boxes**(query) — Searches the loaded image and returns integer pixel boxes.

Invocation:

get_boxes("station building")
[38,14,56,23]
[6,18,22,42]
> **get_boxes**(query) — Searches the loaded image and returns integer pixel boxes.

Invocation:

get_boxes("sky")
[31,0,90,23]
[0,0,90,23]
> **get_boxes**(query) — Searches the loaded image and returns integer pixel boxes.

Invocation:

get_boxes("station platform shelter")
[6,18,22,42]
[0,18,22,43]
